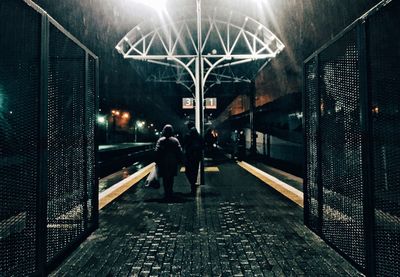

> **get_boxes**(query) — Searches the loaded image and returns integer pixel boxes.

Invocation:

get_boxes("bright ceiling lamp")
[139,0,167,12]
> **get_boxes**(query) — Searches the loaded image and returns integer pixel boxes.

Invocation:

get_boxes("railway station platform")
[51,158,360,276]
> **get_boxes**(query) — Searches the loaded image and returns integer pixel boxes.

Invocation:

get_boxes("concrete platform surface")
[51,161,361,277]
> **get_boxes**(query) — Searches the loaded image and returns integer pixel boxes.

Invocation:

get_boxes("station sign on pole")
[182,97,216,109]
[205,97,217,109]
[182,97,194,109]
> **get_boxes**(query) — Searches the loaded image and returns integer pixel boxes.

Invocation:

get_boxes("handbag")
[145,166,160,189]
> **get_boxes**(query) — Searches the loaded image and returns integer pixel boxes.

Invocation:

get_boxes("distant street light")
[137,121,145,128]
[135,120,145,142]
[97,115,106,124]
[122,112,130,119]
[97,115,109,144]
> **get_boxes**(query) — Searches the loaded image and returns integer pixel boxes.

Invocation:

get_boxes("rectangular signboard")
[182,98,217,109]
[205,98,217,109]
[182,98,194,109]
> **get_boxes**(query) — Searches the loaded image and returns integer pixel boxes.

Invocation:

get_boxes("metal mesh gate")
[0,0,99,276]
[368,2,400,275]
[303,0,400,275]
[0,1,41,275]
[319,29,366,268]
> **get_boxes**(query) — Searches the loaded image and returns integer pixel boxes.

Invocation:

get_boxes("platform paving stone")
[51,161,362,277]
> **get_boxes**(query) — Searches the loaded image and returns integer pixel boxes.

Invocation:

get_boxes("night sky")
[32,0,381,132]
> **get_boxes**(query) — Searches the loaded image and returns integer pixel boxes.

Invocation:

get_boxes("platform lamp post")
[195,0,205,186]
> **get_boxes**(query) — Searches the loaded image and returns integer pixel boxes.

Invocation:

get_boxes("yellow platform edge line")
[237,161,304,208]
[205,167,219,172]
[98,163,155,210]
[180,166,219,172]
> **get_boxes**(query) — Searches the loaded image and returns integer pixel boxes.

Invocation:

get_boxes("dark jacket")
[183,127,203,164]
[155,136,183,177]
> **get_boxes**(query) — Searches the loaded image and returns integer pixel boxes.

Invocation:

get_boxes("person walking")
[183,122,203,195]
[155,124,183,199]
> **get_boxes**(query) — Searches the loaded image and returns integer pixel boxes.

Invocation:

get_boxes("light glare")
[122,112,130,119]
[97,116,106,124]
[140,0,166,11]
[137,121,145,128]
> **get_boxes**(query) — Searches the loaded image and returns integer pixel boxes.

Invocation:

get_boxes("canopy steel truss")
[145,66,252,96]
[116,4,284,126]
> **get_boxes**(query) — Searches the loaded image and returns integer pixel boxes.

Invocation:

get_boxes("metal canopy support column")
[195,58,201,133]
[196,0,205,185]
[195,56,205,185]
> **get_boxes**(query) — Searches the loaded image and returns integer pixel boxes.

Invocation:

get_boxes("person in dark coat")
[155,124,183,199]
[183,122,203,195]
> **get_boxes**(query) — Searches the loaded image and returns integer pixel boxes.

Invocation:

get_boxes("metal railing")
[303,0,400,275]
[0,0,99,275]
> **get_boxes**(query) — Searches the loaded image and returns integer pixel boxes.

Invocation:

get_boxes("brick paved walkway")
[51,161,361,276]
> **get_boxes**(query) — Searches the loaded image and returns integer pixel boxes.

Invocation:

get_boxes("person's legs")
[163,176,174,198]
[185,162,198,192]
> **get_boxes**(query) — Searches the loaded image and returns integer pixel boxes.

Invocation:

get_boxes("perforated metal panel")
[0,1,98,275]
[368,1,400,275]
[319,29,366,268]
[303,58,320,232]
[46,23,86,262]
[304,1,400,275]
[0,1,41,275]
